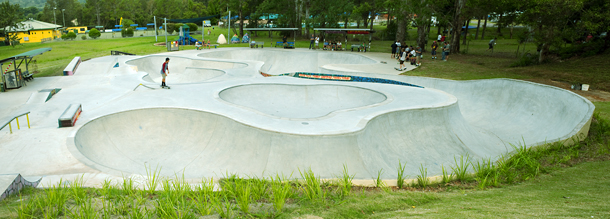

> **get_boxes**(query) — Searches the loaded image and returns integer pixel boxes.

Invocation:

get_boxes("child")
[396,48,407,71]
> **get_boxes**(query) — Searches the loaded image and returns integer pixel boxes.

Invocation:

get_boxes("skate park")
[0,47,595,191]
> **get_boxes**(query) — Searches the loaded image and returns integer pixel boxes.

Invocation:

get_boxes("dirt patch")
[525,78,610,102]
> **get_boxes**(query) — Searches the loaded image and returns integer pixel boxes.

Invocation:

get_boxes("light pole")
[53,7,57,25]
[62,9,65,28]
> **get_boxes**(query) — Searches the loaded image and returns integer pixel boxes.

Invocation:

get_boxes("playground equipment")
[178,24,198,46]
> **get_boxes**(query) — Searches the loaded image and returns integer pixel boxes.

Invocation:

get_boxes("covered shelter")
[1,48,51,91]
[313,28,376,50]
[243,28,298,43]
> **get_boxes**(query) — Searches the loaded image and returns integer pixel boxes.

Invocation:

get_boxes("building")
[1,19,62,44]
[66,26,88,34]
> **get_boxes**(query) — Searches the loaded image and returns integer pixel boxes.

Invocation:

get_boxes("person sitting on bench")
[205,40,211,49]
[195,41,202,50]
[337,41,342,50]
[323,41,330,50]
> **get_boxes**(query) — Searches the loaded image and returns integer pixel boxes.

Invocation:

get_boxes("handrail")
[0,111,31,134]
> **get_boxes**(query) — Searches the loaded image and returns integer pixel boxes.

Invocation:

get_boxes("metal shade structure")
[243,28,299,43]
[1,48,52,91]
[313,28,375,50]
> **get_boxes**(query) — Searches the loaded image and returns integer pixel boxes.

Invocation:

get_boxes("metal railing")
[0,112,31,134]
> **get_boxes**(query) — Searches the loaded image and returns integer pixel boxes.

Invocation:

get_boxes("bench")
[23,71,34,81]
[63,57,81,76]
[250,41,264,48]
[286,42,295,48]
[58,103,82,127]
[274,41,284,48]
[351,44,368,52]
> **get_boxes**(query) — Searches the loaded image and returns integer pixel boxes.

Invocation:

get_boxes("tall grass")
[396,160,408,189]
[416,164,430,189]
[452,154,472,182]
[298,168,325,202]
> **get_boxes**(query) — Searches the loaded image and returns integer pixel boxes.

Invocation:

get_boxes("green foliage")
[451,154,472,182]
[555,39,609,59]
[81,35,86,40]
[396,160,407,189]
[67,32,77,40]
[0,1,23,47]
[299,168,326,202]
[173,23,184,33]
[88,28,101,39]
[165,23,175,35]
[510,53,539,67]
[186,23,198,31]
[416,164,430,189]
[121,28,134,37]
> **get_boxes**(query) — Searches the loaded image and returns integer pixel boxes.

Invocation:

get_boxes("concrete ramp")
[126,55,246,84]
[198,50,377,74]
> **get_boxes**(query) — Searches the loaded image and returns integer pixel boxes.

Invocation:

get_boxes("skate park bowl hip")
[197,49,377,74]
[125,55,246,84]
[218,84,387,119]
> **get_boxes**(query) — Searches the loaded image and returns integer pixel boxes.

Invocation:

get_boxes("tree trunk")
[481,15,488,40]
[475,18,481,40]
[239,9,243,37]
[437,24,441,37]
[395,3,408,42]
[417,22,430,51]
[450,0,466,54]
[463,19,470,45]
[497,14,503,36]
[510,24,513,39]
[305,0,310,37]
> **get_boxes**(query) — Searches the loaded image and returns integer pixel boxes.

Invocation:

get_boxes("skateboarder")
[160,57,170,88]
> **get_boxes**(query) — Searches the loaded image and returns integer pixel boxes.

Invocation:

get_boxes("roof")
[13,48,52,58]
[2,19,61,32]
[243,28,298,31]
[313,28,375,31]
[0,48,52,64]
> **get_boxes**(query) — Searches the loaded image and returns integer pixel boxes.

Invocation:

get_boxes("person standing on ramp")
[161,58,170,88]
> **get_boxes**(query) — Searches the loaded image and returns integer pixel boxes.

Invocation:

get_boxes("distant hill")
[2,0,86,9]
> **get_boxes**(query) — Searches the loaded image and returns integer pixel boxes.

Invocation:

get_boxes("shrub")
[186,23,198,31]
[81,35,86,40]
[121,27,134,37]
[88,28,101,39]
[166,23,175,35]
[173,23,184,33]
[510,53,538,67]
[61,34,69,40]
[67,32,77,40]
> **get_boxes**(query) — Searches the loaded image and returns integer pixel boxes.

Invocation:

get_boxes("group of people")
[307,34,343,51]
[195,40,212,50]
[394,43,423,70]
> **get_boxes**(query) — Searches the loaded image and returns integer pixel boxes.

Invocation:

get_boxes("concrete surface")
[0,47,594,188]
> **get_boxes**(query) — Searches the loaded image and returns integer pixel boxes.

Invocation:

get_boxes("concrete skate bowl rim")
[140,67,227,85]
[196,49,378,74]
[125,55,248,77]
[217,83,392,120]
[67,104,462,181]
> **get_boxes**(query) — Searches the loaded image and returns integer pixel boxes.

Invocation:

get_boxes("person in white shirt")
[438,34,442,41]
[315,36,319,49]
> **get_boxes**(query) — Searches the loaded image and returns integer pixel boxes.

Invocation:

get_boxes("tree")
[0,2,23,47]
[88,28,101,39]
[518,0,584,62]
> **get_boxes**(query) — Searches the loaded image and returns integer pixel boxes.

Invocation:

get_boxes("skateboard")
[161,85,171,89]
